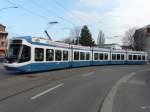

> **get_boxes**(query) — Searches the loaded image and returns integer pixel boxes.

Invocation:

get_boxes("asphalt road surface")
[0,64,150,112]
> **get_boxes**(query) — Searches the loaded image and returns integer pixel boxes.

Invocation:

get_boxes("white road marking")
[102,68,113,71]
[121,79,146,86]
[118,67,129,69]
[141,106,147,109]
[101,72,136,112]
[82,72,94,77]
[139,69,150,72]
[141,105,150,109]
[128,79,146,86]
[31,83,64,100]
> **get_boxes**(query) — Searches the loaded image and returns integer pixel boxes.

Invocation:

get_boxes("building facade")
[0,24,8,58]
[134,25,150,60]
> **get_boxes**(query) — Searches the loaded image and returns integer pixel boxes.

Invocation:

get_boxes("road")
[0,64,150,112]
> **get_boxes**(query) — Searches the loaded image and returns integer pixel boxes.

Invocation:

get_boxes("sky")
[0,0,150,44]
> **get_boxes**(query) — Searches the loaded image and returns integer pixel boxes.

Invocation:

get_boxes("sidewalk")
[113,71,150,112]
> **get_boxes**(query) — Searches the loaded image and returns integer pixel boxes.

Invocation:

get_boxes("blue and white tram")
[126,51,147,65]
[92,48,110,65]
[3,36,148,73]
[72,45,91,67]
[4,36,71,72]
[110,50,126,65]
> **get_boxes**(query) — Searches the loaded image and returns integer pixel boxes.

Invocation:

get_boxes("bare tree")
[70,26,81,44]
[62,26,81,44]
[97,30,105,47]
[122,27,137,47]
[62,37,73,44]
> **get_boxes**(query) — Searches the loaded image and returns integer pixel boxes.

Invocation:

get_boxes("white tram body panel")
[3,36,147,73]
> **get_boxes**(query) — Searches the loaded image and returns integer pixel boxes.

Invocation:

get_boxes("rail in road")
[0,65,150,112]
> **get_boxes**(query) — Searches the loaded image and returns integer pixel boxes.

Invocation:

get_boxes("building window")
[80,52,85,60]
[63,50,68,61]
[55,50,62,61]
[46,49,54,61]
[147,28,150,33]
[35,48,44,61]
[74,51,79,60]
[94,53,98,60]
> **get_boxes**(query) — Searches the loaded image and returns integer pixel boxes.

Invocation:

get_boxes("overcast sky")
[0,0,150,44]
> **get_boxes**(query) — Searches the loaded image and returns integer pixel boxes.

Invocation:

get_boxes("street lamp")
[48,21,59,24]
[0,6,18,12]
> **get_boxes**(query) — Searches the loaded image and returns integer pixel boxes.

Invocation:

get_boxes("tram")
[3,36,147,73]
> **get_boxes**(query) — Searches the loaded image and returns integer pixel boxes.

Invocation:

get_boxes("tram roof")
[11,36,147,53]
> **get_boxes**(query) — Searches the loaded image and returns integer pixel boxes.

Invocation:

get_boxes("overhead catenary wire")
[6,0,64,40]
[27,0,76,26]
[17,0,73,40]
[52,0,85,24]
[6,0,50,21]
[52,0,102,31]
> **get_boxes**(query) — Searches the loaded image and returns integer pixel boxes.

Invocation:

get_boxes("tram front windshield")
[7,44,22,63]
[6,44,31,63]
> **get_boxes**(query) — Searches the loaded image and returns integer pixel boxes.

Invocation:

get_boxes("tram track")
[0,67,98,102]
[0,65,147,102]
[0,65,149,112]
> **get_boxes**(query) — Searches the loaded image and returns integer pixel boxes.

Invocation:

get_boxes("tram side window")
[35,48,44,61]
[128,55,132,60]
[74,51,79,60]
[138,55,141,60]
[133,55,137,60]
[80,52,85,60]
[117,54,120,60]
[55,50,62,61]
[63,50,68,61]
[142,55,145,60]
[94,53,99,60]
[104,53,108,60]
[121,54,124,60]
[20,45,31,63]
[86,52,90,60]
[112,54,116,60]
[99,53,103,60]
[46,49,54,61]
